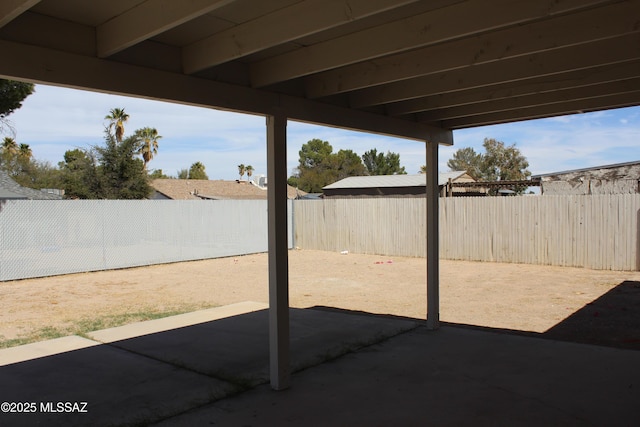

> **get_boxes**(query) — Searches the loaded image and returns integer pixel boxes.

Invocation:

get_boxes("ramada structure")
[1,0,639,390]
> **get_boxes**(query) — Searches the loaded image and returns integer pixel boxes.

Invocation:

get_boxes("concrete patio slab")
[0,304,418,426]
[103,306,420,386]
[1,303,638,426]
[0,339,237,427]
[158,325,640,426]
[0,335,100,367]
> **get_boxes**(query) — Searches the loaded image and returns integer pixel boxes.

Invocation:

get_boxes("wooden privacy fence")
[292,194,640,271]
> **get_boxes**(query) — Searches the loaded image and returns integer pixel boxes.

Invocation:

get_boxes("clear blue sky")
[7,84,640,180]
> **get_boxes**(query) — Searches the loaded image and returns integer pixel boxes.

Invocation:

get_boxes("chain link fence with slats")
[0,199,292,281]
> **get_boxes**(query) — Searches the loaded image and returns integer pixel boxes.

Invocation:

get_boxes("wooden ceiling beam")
[388,60,640,116]
[416,78,640,122]
[0,38,451,144]
[436,91,640,129]
[183,0,421,74]
[305,0,640,99]
[250,0,612,87]
[0,0,40,28]
[349,33,640,108]
[97,0,236,58]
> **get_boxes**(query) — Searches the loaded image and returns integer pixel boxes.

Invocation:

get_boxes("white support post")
[266,113,291,390]
[426,140,440,330]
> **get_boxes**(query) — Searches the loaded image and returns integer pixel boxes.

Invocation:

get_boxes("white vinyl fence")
[292,195,640,271]
[0,199,292,281]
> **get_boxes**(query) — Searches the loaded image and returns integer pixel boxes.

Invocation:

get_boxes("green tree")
[238,163,245,179]
[189,161,208,180]
[0,137,63,190]
[148,169,170,179]
[290,139,366,193]
[10,158,62,190]
[1,136,18,155]
[1,138,32,180]
[331,149,366,180]
[104,108,130,143]
[481,138,530,181]
[59,148,98,199]
[1,137,18,170]
[291,139,334,192]
[299,138,333,169]
[246,165,254,179]
[19,143,32,159]
[287,174,299,188]
[59,132,151,199]
[93,131,151,199]
[177,168,189,179]
[446,146,482,180]
[25,160,63,190]
[60,148,91,171]
[361,149,406,175]
[0,80,35,136]
[446,138,531,195]
[481,138,531,194]
[135,127,161,170]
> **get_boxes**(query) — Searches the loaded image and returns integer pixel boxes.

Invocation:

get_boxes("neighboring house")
[0,170,63,201]
[151,179,304,200]
[533,161,640,195]
[322,172,480,198]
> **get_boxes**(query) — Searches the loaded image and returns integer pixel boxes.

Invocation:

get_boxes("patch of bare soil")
[1,250,639,348]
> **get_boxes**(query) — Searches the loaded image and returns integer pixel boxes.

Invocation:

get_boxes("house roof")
[152,179,304,200]
[0,187,27,200]
[323,172,470,190]
[1,1,637,141]
[0,170,63,200]
[532,160,640,178]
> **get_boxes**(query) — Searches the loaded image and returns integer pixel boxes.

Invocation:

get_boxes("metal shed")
[322,172,476,197]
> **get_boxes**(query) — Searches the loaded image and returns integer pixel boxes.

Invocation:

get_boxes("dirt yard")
[2,249,639,349]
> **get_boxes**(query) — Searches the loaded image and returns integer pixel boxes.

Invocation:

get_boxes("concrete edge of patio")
[0,335,101,367]
[0,301,268,367]
[86,301,268,343]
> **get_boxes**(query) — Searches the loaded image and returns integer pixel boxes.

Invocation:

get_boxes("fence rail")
[292,195,640,271]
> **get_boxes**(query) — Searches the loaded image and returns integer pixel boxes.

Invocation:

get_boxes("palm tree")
[105,108,130,143]
[238,163,246,179]
[2,137,18,155]
[189,161,208,180]
[135,127,162,170]
[419,165,427,174]
[246,165,254,180]
[18,143,32,159]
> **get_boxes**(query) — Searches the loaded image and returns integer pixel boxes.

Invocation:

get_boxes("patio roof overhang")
[1,0,638,139]
[1,0,638,390]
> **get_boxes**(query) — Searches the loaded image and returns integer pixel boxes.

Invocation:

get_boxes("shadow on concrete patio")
[0,304,417,426]
[544,280,640,350]
[0,301,638,426]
